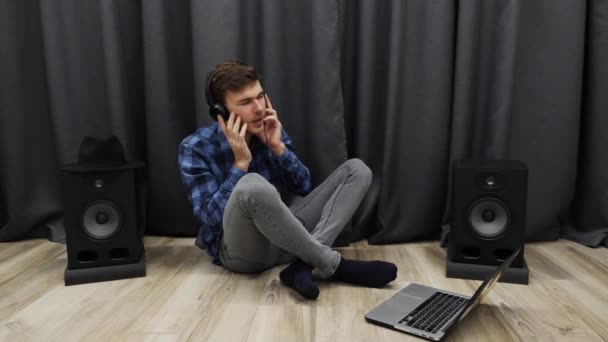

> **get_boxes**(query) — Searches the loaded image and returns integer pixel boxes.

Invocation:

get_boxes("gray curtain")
[566,0,608,247]
[341,0,607,248]
[0,0,346,241]
[1,0,607,248]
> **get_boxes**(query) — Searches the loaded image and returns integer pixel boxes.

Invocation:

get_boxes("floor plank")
[0,238,606,341]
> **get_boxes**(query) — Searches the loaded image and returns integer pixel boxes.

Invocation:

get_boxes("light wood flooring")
[1,237,607,341]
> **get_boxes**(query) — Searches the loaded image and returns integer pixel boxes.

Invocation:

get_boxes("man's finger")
[263,114,279,124]
[239,123,247,138]
[233,116,241,134]
[264,108,277,117]
[227,112,235,130]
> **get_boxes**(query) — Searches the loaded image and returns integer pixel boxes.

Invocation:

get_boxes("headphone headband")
[204,69,217,107]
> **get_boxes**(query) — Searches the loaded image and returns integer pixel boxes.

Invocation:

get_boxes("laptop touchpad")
[366,292,425,325]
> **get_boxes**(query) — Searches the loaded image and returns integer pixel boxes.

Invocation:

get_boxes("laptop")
[365,248,521,341]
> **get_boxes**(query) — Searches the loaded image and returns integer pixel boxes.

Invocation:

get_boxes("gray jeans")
[218,158,372,277]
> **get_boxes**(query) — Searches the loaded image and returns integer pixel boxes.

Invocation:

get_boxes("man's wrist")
[234,161,249,172]
[271,143,286,157]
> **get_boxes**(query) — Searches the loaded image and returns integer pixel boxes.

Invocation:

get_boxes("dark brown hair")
[210,61,260,104]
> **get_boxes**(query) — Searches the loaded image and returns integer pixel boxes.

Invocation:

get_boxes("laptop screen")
[456,248,521,321]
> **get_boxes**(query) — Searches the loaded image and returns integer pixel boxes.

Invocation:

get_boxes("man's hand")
[218,113,252,171]
[256,94,286,156]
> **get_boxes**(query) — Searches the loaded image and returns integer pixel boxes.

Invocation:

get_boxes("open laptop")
[365,248,521,341]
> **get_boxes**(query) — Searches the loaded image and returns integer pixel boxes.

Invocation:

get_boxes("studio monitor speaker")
[61,136,147,286]
[447,160,529,284]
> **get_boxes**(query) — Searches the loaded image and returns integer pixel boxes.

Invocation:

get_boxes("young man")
[178,61,397,299]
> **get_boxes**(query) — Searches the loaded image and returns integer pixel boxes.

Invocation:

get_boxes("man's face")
[224,81,267,135]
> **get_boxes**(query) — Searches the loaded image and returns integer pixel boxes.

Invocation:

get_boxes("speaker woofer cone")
[468,198,510,239]
[81,201,122,240]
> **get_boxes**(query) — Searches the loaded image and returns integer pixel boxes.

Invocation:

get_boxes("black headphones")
[205,69,230,122]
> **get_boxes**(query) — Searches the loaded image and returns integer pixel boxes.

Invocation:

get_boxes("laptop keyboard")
[399,292,468,334]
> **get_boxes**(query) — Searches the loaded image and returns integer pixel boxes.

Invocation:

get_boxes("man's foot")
[329,257,397,288]
[279,260,320,299]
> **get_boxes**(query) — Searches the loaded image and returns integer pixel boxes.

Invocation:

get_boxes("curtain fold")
[0,0,63,241]
[507,0,586,241]
[341,0,456,244]
[565,0,608,247]
[1,0,606,249]
[141,0,197,235]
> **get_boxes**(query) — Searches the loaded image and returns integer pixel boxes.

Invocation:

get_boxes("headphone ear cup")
[210,104,230,121]
[208,106,217,121]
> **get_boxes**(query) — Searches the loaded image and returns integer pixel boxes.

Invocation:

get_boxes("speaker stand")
[65,253,146,286]
[446,258,529,285]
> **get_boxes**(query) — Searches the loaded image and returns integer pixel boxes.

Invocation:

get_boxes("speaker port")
[110,248,129,260]
[77,250,98,263]
[494,249,513,261]
[462,246,481,259]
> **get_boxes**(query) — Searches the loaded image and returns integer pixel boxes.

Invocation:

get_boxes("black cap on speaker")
[62,136,144,172]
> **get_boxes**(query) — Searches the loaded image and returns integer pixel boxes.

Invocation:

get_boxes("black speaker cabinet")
[61,164,146,285]
[447,160,529,284]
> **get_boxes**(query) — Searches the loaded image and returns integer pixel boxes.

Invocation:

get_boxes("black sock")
[330,257,397,288]
[279,260,320,300]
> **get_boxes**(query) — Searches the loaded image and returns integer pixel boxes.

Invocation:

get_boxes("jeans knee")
[346,158,372,188]
[234,173,279,203]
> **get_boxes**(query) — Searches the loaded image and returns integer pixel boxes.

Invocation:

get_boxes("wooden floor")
[1,237,607,341]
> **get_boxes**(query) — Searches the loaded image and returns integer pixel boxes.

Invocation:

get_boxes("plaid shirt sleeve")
[178,142,245,230]
[274,129,312,195]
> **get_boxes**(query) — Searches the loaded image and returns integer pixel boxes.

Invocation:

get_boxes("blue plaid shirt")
[178,122,311,262]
